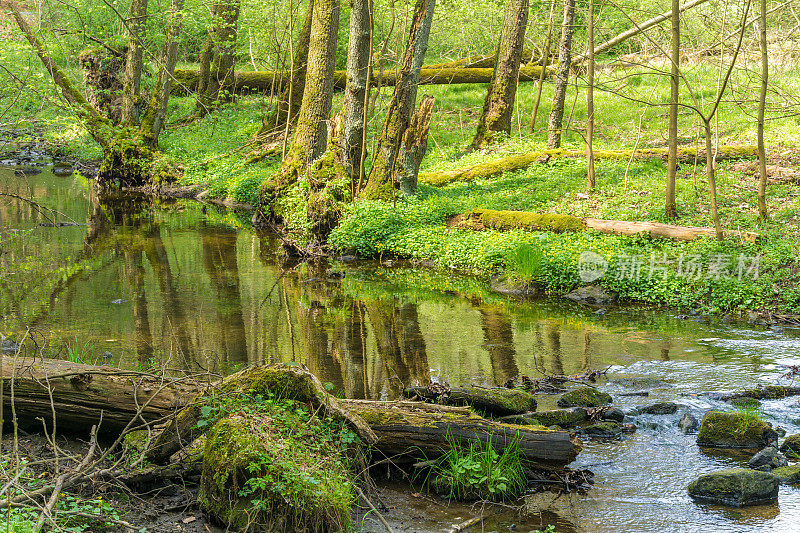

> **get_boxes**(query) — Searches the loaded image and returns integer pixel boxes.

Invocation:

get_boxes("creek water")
[3,166,800,532]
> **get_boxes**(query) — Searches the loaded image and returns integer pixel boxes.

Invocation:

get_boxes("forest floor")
[5,61,800,317]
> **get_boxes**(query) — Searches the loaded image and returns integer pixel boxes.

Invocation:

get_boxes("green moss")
[730,397,761,409]
[557,387,612,408]
[526,408,588,428]
[772,464,800,484]
[779,434,800,456]
[697,410,777,448]
[199,412,355,533]
[465,208,585,233]
[222,365,320,404]
[687,468,779,507]
[123,430,150,454]
[442,385,536,416]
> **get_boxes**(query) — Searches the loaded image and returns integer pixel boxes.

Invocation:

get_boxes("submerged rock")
[557,387,612,408]
[1,335,19,354]
[779,434,800,457]
[748,446,788,471]
[637,402,679,415]
[678,412,700,434]
[772,464,800,484]
[687,468,779,507]
[565,285,617,305]
[502,407,588,428]
[697,411,778,449]
[600,408,625,422]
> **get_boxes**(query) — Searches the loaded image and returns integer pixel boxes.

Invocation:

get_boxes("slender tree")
[547,0,575,148]
[585,0,596,191]
[121,0,148,124]
[665,0,680,218]
[197,0,242,114]
[342,0,374,187]
[362,0,436,200]
[472,0,529,149]
[757,0,769,220]
[530,0,557,132]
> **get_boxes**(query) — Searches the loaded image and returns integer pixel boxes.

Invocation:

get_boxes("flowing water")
[3,166,800,532]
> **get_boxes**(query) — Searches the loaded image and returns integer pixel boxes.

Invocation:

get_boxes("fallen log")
[0,356,202,433]
[172,65,546,96]
[458,208,760,243]
[0,358,579,471]
[419,145,759,187]
[340,399,578,470]
[403,385,537,416]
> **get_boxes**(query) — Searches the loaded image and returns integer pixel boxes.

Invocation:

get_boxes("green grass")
[427,432,527,502]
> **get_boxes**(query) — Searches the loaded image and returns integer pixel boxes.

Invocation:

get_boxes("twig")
[355,484,394,533]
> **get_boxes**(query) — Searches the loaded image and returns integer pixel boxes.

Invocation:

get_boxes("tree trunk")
[757,0,768,220]
[585,0,595,191]
[472,0,529,149]
[399,95,434,196]
[121,0,148,124]
[362,0,436,200]
[202,0,242,111]
[419,145,759,186]
[665,0,679,218]
[547,0,575,149]
[457,207,760,242]
[342,0,373,187]
[139,0,186,147]
[195,33,215,105]
[703,120,724,240]
[530,0,557,132]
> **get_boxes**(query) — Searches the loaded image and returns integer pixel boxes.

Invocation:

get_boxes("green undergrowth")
[426,432,527,502]
[198,391,362,532]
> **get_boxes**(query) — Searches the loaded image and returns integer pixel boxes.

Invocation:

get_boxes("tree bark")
[757,0,768,220]
[342,0,373,186]
[547,0,575,149]
[472,0,529,149]
[203,0,241,109]
[399,94,434,196]
[585,0,596,191]
[139,0,186,147]
[121,0,148,124]
[195,33,215,105]
[419,145,759,186]
[362,0,436,200]
[530,0,557,132]
[665,0,679,218]
[457,207,760,243]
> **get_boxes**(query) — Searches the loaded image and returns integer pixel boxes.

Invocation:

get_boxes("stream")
[2,166,800,532]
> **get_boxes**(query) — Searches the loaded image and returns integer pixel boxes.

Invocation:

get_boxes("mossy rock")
[772,464,800,484]
[444,386,537,417]
[696,411,778,449]
[779,434,800,457]
[687,468,779,507]
[730,397,761,409]
[199,414,355,533]
[727,386,800,400]
[557,387,612,408]
[581,421,632,438]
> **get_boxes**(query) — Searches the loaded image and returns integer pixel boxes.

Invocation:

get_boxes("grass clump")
[428,432,527,502]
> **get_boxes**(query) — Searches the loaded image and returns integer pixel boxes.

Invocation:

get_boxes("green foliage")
[428,432,527,502]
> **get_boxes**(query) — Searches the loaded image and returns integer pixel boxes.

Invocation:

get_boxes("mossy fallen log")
[172,65,546,96]
[458,208,761,243]
[403,385,537,416]
[419,145,759,187]
[340,399,579,470]
[0,356,201,433]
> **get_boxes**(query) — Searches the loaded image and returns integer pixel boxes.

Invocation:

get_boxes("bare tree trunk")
[665,0,679,218]
[703,119,723,240]
[362,0,436,200]
[530,0,557,132]
[472,0,529,149]
[140,0,186,147]
[203,0,242,110]
[547,0,575,149]
[585,0,595,191]
[343,0,373,186]
[757,0,768,220]
[121,0,148,124]
[261,0,340,206]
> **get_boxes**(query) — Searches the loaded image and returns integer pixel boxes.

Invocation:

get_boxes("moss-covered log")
[0,356,200,434]
[457,207,760,243]
[171,65,546,96]
[341,399,580,470]
[419,145,760,187]
[403,385,537,416]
